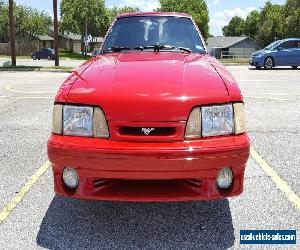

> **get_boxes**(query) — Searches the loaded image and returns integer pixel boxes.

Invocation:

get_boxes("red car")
[48,12,250,202]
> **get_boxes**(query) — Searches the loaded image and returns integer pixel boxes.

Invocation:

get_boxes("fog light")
[62,167,79,189]
[216,168,233,189]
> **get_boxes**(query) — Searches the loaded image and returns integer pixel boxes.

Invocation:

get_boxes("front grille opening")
[92,179,202,189]
[90,179,204,201]
[118,127,176,136]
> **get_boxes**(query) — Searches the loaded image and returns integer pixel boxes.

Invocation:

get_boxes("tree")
[60,0,107,54]
[283,0,300,38]
[18,6,51,37]
[158,0,210,40]
[106,6,139,26]
[9,0,16,66]
[0,2,51,43]
[53,0,59,66]
[0,1,9,42]
[256,2,284,47]
[244,10,260,39]
[222,0,300,47]
[222,16,245,36]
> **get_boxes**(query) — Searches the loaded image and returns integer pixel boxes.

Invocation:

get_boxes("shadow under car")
[37,195,235,249]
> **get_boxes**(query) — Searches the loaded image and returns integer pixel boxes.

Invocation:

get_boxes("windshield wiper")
[108,46,132,52]
[134,44,191,53]
[106,46,146,53]
[177,47,192,53]
[107,45,192,53]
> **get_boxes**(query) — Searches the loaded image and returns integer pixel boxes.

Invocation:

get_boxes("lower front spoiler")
[52,166,246,202]
[49,134,249,202]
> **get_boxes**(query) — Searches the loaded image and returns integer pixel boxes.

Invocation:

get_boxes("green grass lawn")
[0,65,73,72]
[219,58,249,64]
[0,52,90,60]
[0,55,31,59]
[59,52,91,60]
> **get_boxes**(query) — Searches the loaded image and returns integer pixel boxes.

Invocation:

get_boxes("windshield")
[102,16,205,53]
[264,41,281,50]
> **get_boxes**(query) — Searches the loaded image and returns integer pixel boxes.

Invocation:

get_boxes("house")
[206,36,261,59]
[0,32,53,56]
[48,27,81,53]
[15,32,53,49]
[48,27,104,53]
[58,33,82,53]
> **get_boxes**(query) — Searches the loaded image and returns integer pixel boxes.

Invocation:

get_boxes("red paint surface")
[48,12,250,202]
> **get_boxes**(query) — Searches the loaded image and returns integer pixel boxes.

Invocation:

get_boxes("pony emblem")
[141,128,155,136]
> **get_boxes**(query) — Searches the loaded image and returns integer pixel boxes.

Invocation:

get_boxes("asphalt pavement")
[0,65,299,249]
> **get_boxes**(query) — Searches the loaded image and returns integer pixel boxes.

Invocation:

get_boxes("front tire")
[32,56,36,60]
[255,66,261,70]
[292,66,298,69]
[264,57,274,69]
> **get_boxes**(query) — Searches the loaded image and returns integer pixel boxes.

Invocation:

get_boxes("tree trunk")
[53,0,59,66]
[85,17,88,59]
[81,34,84,56]
[8,0,16,66]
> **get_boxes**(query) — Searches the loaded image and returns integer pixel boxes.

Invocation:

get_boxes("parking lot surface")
[0,65,299,249]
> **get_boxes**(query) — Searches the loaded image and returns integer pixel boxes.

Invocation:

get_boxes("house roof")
[35,34,54,41]
[60,32,82,41]
[49,26,81,41]
[207,36,249,48]
[48,26,104,42]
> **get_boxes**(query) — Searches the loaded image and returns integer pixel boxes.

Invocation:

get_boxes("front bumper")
[250,56,264,67]
[48,134,250,202]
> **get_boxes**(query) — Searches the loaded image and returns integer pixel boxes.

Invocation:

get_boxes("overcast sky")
[11,0,286,36]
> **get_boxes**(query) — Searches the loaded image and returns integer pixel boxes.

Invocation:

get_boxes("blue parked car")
[31,48,55,60]
[250,38,300,69]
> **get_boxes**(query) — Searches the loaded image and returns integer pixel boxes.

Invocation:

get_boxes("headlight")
[63,105,93,137]
[185,103,240,140]
[202,104,234,137]
[185,103,246,139]
[52,104,109,138]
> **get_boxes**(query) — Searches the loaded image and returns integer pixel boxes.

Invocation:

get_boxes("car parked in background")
[31,48,55,60]
[250,38,300,69]
[48,12,250,202]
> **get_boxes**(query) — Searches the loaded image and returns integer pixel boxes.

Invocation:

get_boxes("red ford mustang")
[47,12,250,202]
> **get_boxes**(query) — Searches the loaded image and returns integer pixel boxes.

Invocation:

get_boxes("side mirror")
[277,47,283,51]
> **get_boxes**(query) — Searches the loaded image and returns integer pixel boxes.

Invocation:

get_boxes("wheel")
[292,66,298,69]
[264,57,274,69]
[32,56,36,60]
[255,66,261,70]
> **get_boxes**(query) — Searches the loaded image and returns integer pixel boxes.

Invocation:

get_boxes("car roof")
[117,11,192,19]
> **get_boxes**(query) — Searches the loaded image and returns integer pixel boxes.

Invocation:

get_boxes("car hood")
[66,52,231,122]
